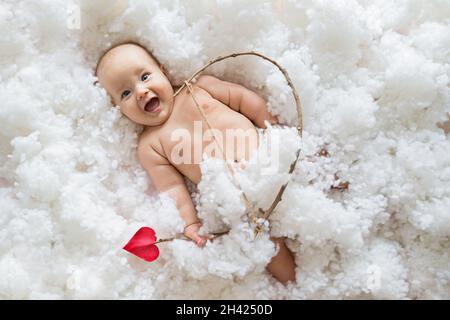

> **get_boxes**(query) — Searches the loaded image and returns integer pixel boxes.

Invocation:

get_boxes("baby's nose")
[136,85,149,100]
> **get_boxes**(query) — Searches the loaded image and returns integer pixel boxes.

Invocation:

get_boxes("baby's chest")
[183,91,227,122]
[160,90,256,159]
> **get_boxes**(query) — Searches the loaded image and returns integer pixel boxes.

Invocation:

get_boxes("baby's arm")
[138,140,210,246]
[195,75,278,128]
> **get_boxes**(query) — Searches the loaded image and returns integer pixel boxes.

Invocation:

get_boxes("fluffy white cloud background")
[0,0,449,299]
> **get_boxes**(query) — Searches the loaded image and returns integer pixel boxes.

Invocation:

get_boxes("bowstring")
[182,80,263,237]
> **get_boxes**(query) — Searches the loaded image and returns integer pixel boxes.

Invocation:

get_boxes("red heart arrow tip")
[123,227,160,262]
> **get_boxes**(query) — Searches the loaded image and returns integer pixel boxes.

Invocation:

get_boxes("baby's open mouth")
[144,97,160,113]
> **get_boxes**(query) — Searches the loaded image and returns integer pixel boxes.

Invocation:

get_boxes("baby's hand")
[183,222,213,247]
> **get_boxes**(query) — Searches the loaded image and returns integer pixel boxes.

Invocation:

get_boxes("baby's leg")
[266,237,296,285]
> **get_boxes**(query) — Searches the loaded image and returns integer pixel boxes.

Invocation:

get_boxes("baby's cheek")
[118,103,132,115]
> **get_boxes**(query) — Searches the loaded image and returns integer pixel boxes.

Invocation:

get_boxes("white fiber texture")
[0,0,449,299]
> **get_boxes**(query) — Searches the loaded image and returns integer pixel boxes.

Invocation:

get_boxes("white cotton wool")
[0,254,31,299]
[1,0,450,299]
[287,241,342,299]
[130,192,185,240]
[265,47,319,128]
[366,239,409,299]
[236,126,301,210]
[410,198,450,236]
[410,22,450,64]
[377,41,447,128]
[315,87,378,141]
[10,132,42,163]
[305,0,370,82]
[403,233,450,299]
[56,173,128,248]
[14,141,80,203]
[271,185,364,250]
[330,238,408,299]
[169,230,275,281]
[197,157,246,229]
[65,265,108,299]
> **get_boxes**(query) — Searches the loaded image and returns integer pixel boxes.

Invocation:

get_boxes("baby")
[95,42,296,284]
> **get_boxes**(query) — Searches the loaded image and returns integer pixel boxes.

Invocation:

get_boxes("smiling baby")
[95,42,296,284]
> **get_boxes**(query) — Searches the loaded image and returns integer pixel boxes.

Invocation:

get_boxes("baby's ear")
[93,80,100,86]
[160,64,168,76]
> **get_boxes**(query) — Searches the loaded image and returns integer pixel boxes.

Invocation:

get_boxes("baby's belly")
[167,114,259,184]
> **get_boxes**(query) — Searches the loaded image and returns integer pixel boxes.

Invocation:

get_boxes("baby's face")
[96,44,174,126]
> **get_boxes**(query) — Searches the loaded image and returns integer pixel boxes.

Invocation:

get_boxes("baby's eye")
[121,90,131,100]
[141,72,151,81]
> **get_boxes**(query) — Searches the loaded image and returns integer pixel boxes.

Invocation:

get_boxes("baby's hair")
[94,41,167,86]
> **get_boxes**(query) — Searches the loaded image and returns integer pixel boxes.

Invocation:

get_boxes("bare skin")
[96,43,296,284]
